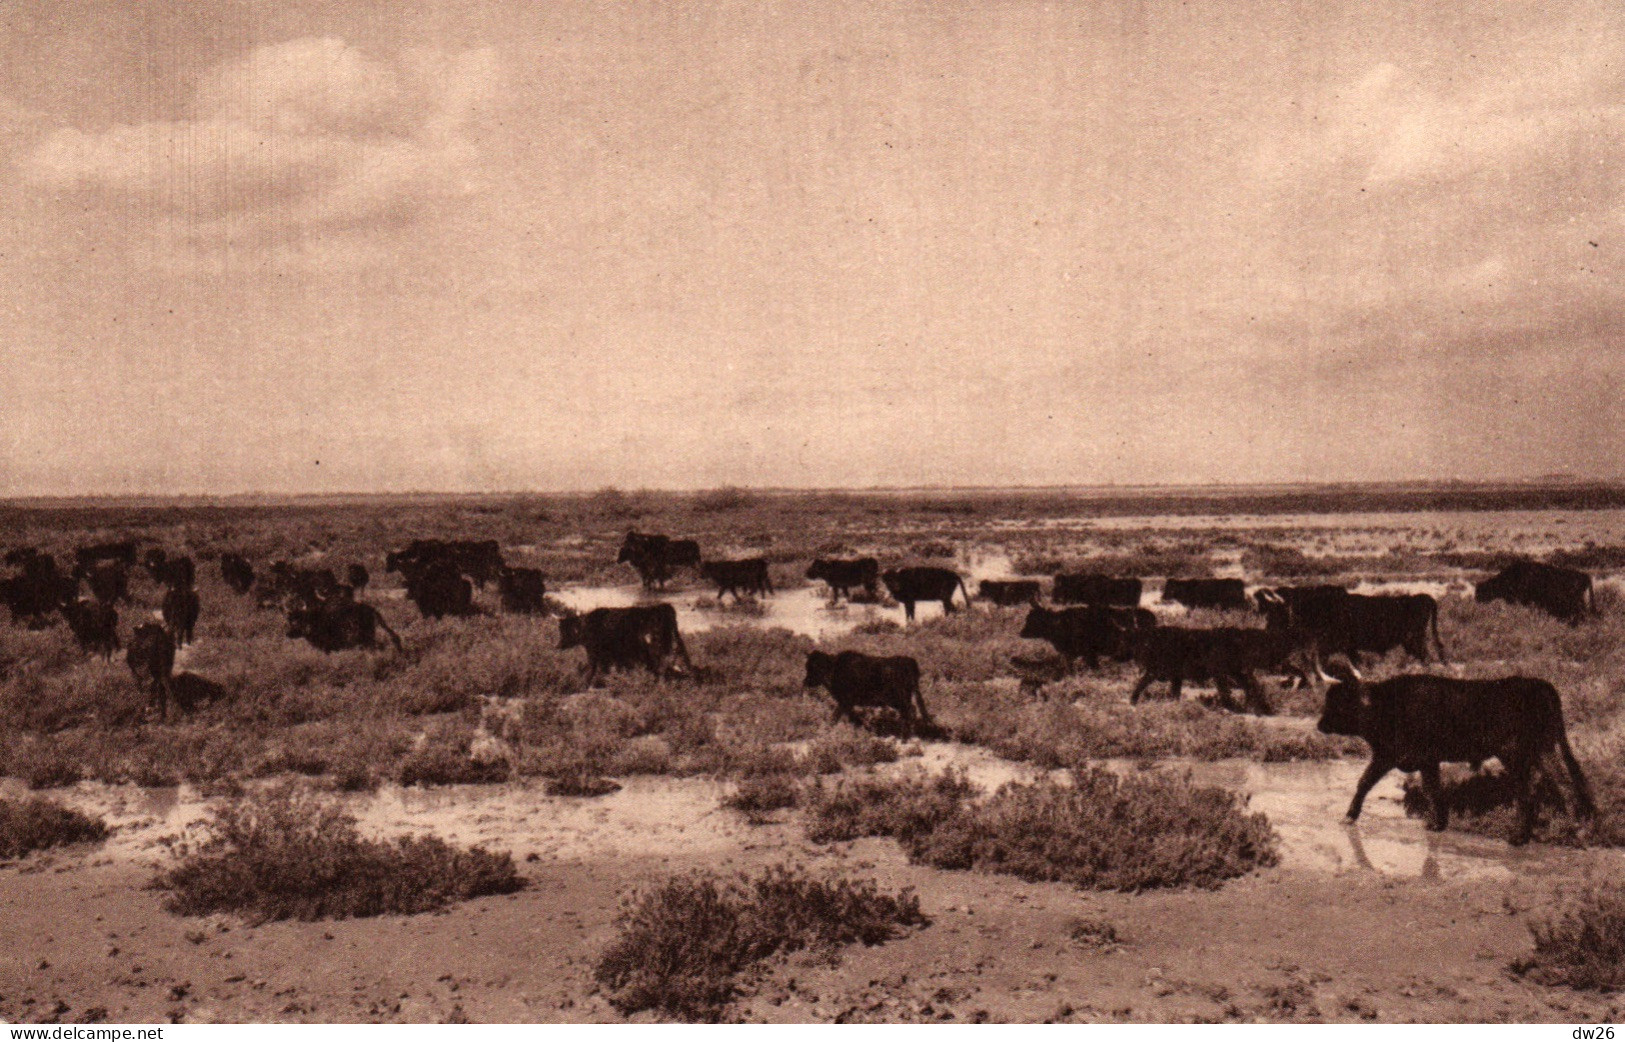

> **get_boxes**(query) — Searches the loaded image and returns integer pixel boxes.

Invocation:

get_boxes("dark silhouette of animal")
[558,604,693,686]
[1162,577,1249,611]
[1127,626,1298,714]
[803,650,930,737]
[3,547,40,567]
[1317,657,1595,845]
[404,561,476,619]
[1258,587,1445,665]
[127,623,175,721]
[700,558,772,602]
[1019,604,1156,670]
[61,598,119,659]
[2,553,75,629]
[978,579,1041,606]
[805,558,880,602]
[77,560,130,604]
[1475,560,1596,624]
[616,531,701,590]
[170,672,229,714]
[1053,573,1142,607]
[497,565,548,613]
[386,539,505,588]
[142,547,169,579]
[286,599,402,652]
[346,563,370,595]
[162,585,200,646]
[74,540,138,571]
[160,554,196,591]
[220,553,255,595]
[881,567,971,621]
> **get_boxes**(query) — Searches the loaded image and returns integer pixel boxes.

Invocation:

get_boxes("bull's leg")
[941,596,957,615]
[1129,671,1155,705]
[902,599,916,622]
[1345,756,1395,823]
[1555,733,1599,820]
[1242,673,1272,716]
[1419,762,1448,832]
[1213,676,1240,713]
[1168,676,1184,703]
[1504,752,1536,846]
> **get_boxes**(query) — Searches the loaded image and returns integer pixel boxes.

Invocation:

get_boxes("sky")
[1,0,1622,495]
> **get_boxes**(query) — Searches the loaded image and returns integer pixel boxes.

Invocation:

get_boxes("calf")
[346,563,370,596]
[803,650,930,738]
[162,585,201,646]
[700,558,772,602]
[1162,577,1249,611]
[978,579,1041,607]
[127,623,176,721]
[1019,604,1155,671]
[1476,560,1596,624]
[1053,573,1142,607]
[1317,658,1595,845]
[286,599,403,653]
[1127,627,1278,715]
[403,561,476,619]
[61,598,119,659]
[220,553,255,595]
[805,557,880,602]
[497,565,548,614]
[558,604,693,687]
[881,566,971,621]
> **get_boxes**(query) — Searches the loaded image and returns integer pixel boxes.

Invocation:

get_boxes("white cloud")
[21,38,502,259]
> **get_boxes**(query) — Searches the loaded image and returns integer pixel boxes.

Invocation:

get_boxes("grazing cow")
[1,554,75,629]
[1127,627,1280,715]
[978,579,1042,607]
[1019,604,1156,671]
[74,540,138,571]
[346,563,370,595]
[162,585,201,646]
[1476,560,1596,624]
[403,562,476,619]
[1317,657,1595,845]
[557,604,693,686]
[497,565,548,614]
[127,623,175,721]
[220,553,255,595]
[881,567,971,621]
[61,598,119,659]
[286,599,402,653]
[1258,587,1446,666]
[1053,573,1143,607]
[700,558,772,602]
[78,560,130,605]
[803,650,930,737]
[1162,577,1249,611]
[805,557,880,602]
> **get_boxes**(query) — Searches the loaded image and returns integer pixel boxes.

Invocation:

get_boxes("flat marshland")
[4,483,1625,1023]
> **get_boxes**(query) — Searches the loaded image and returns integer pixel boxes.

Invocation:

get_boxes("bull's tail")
[1587,578,1600,618]
[373,609,404,652]
[1552,708,1598,820]
[1429,601,1449,664]
[669,626,695,677]
[956,576,972,611]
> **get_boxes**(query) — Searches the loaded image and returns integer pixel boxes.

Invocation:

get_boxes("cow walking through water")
[805,558,879,603]
[700,558,772,602]
[1317,657,1595,845]
[803,650,931,738]
[558,604,694,686]
[881,567,971,622]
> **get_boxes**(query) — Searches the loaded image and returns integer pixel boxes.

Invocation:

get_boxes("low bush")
[803,769,978,843]
[397,723,511,786]
[151,782,524,922]
[722,774,801,820]
[594,865,927,1019]
[1513,883,1625,990]
[905,769,1279,891]
[0,797,109,858]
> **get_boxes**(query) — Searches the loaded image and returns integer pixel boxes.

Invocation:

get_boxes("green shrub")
[906,769,1278,891]
[0,797,109,858]
[594,865,926,1019]
[1514,884,1625,989]
[151,782,524,922]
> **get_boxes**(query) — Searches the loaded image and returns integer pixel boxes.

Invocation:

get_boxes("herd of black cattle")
[0,528,1608,844]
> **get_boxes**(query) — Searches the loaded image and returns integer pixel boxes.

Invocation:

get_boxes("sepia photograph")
[2,0,1625,1027]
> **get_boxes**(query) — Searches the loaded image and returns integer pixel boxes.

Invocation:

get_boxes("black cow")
[2,554,75,629]
[404,562,476,619]
[1258,587,1446,666]
[78,560,130,605]
[74,540,138,571]
[142,548,169,579]
[617,531,701,591]
[1053,573,1142,607]
[3,547,39,567]
[160,555,196,591]
[558,604,693,686]
[346,563,370,596]
[286,599,403,653]
[881,567,971,621]
[1019,604,1155,671]
[170,672,229,715]
[978,579,1042,606]
[220,553,255,595]
[1127,627,1281,715]
[803,650,930,737]
[386,540,504,588]
[700,558,772,602]
[127,623,175,721]
[162,585,201,647]
[61,598,119,659]
[497,565,548,614]
[1317,657,1595,845]
[805,557,880,602]
[1476,560,1596,624]
[1162,577,1249,611]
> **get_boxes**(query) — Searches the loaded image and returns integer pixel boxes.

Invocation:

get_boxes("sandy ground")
[3,738,1623,1024]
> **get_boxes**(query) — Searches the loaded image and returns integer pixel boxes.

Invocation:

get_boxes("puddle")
[551,582,927,639]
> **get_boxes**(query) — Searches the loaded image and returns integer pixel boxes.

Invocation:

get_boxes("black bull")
[1317,659,1595,845]
[803,650,931,737]
[558,604,694,686]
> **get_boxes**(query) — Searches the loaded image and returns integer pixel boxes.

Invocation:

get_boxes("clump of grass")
[722,774,801,821]
[593,865,927,1020]
[912,769,1277,891]
[804,727,899,774]
[1240,543,1340,579]
[397,723,511,786]
[1513,883,1625,989]
[804,769,978,843]
[151,782,524,922]
[1069,918,1122,948]
[0,797,109,858]
[545,773,622,797]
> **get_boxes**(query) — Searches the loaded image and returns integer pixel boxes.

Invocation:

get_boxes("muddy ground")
[2,739,1621,1024]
